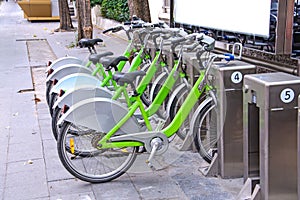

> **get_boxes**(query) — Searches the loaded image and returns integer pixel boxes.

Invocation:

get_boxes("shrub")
[91,0,103,8]
[100,0,129,22]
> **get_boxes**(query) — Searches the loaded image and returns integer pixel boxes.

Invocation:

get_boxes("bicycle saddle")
[88,52,114,65]
[78,38,103,48]
[100,56,129,71]
[113,71,146,86]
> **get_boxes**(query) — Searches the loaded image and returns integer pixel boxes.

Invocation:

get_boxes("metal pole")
[170,0,174,27]
[275,0,294,55]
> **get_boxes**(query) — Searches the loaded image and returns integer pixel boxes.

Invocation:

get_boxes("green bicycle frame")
[100,46,134,88]
[106,45,166,107]
[110,84,131,106]
[97,45,148,105]
[97,69,212,149]
[107,47,163,107]
[91,62,107,78]
[97,55,207,149]
[99,96,149,149]
[98,42,147,90]
[162,71,206,137]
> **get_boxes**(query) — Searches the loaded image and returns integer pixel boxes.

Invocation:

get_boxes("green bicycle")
[56,35,241,183]
[50,28,187,140]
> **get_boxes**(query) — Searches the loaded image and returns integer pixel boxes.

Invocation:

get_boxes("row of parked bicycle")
[45,18,242,183]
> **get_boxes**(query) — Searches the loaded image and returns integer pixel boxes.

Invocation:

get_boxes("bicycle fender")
[189,97,213,137]
[166,83,187,115]
[53,85,113,109]
[50,73,101,95]
[46,56,83,72]
[46,64,94,82]
[58,97,141,134]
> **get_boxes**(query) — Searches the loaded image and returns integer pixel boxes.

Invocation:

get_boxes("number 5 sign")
[280,88,295,103]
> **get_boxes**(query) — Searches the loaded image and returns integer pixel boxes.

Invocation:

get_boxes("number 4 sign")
[231,71,243,84]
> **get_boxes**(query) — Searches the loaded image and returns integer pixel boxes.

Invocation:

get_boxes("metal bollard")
[203,60,256,178]
[240,72,300,200]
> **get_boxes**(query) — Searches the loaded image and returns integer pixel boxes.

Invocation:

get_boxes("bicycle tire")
[135,62,152,107]
[57,121,139,183]
[193,99,218,163]
[168,84,190,140]
[52,106,62,140]
[46,81,53,105]
[49,93,58,116]
[149,72,167,102]
[149,72,169,118]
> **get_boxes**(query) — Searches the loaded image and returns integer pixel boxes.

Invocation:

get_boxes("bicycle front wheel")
[168,84,190,140]
[52,106,62,140]
[57,121,139,183]
[49,93,58,116]
[193,99,218,164]
[135,62,152,107]
[46,80,53,105]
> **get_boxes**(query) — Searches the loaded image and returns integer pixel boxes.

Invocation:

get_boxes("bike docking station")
[237,72,300,200]
[199,60,256,177]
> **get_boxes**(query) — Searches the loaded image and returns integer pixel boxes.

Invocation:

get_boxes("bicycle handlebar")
[177,33,215,51]
[102,27,114,34]
[170,37,187,45]
[102,25,124,34]
[185,42,200,52]
[102,22,166,41]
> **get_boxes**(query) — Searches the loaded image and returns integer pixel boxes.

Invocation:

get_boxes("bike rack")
[238,72,300,199]
[201,60,256,178]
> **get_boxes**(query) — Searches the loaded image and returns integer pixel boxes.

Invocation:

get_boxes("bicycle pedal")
[145,138,163,169]
[147,162,156,171]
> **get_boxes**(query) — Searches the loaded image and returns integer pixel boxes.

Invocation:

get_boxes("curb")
[92,6,128,41]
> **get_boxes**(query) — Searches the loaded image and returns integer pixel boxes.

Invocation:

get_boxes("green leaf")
[98,0,129,22]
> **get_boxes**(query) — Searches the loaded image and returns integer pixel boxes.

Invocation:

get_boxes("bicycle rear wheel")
[57,121,138,183]
[192,99,218,163]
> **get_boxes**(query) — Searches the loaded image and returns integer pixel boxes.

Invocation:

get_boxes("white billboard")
[174,0,271,37]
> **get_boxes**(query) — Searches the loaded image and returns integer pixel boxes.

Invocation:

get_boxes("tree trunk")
[77,0,93,41]
[56,0,74,31]
[128,0,151,22]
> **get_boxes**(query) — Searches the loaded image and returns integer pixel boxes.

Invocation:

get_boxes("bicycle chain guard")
[110,131,169,155]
